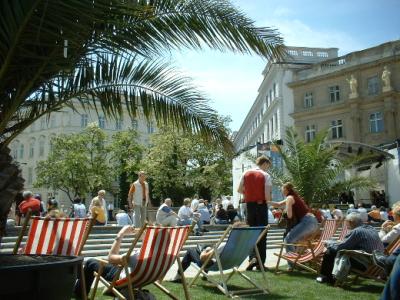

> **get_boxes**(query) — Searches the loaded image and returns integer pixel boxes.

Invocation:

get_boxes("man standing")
[237,156,272,270]
[127,171,149,227]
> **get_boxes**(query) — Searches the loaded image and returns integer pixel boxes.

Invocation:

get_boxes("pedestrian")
[73,197,87,218]
[107,202,114,221]
[237,155,272,270]
[127,171,150,227]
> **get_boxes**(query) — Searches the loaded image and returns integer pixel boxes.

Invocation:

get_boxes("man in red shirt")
[237,156,272,270]
[18,191,41,216]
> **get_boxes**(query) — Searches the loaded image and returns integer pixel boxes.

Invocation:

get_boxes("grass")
[84,269,384,300]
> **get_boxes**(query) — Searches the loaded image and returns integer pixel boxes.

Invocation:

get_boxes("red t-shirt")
[291,195,309,220]
[241,168,271,203]
[18,197,41,214]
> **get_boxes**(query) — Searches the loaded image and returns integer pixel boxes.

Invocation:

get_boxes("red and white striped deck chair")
[274,219,337,274]
[339,235,400,285]
[14,216,93,256]
[91,224,192,300]
[337,220,350,241]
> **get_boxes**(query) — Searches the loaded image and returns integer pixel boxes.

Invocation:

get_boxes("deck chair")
[337,220,349,241]
[189,225,270,298]
[90,224,192,300]
[274,219,337,274]
[13,212,95,300]
[338,235,400,284]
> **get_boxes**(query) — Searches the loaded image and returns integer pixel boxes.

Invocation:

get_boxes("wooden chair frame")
[189,225,270,298]
[90,223,194,300]
[274,219,338,274]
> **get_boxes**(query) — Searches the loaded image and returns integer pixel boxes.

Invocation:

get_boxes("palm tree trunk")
[0,145,24,246]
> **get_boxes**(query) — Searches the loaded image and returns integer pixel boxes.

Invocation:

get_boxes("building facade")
[290,40,400,146]
[232,46,338,206]
[289,40,400,205]
[10,99,156,209]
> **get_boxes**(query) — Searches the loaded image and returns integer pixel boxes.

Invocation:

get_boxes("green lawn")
[84,269,384,299]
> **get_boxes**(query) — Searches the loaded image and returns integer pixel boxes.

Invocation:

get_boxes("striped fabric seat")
[338,221,349,241]
[23,217,91,256]
[91,224,192,300]
[274,219,337,273]
[115,226,189,288]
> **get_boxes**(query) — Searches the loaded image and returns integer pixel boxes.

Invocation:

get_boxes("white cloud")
[266,18,365,55]
[272,6,294,17]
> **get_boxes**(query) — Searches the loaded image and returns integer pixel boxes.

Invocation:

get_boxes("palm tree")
[269,128,375,205]
[0,0,284,240]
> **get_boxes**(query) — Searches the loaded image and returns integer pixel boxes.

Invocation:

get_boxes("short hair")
[256,155,271,166]
[345,213,363,228]
[22,191,33,198]
[349,204,354,208]
[393,202,400,216]
[47,198,58,208]
[164,198,172,204]
[98,190,106,196]
[92,199,101,207]
[183,198,191,206]
[138,171,146,176]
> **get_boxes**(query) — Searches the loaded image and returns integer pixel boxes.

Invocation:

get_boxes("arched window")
[29,138,36,158]
[19,144,25,159]
[39,136,46,157]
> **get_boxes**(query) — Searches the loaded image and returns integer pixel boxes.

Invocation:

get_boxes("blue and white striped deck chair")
[190,225,270,298]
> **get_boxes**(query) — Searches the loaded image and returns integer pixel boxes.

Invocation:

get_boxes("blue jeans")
[381,253,400,300]
[285,214,319,254]
[178,218,202,231]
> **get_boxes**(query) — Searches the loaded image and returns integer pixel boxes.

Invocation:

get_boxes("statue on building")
[382,66,392,91]
[347,74,358,98]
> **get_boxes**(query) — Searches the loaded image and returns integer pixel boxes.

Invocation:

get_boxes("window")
[115,119,123,130]
[275,110,280,135]
[331,120,343,139]
[29,139,35,158]
[98,116,105,129]
[270,118,274,138]
[304,92,313,108]
[81,114,88,128]
[369,112,383,133]
[367,76,379,95]
[28,167,33,185]
[287,50,298,56]
[40,118,46,130]
[269,90,272,103]
[317,51,328,58]
[273,83,277,98]
[265,123,270,141]
[305,125,316,142]
[147,122,155,134]
[302,51,313,56]
[19,144,24,159]
[39,136,45,157]
[12,141,19,159]
[131,119,138,130]
[329,85,340,102]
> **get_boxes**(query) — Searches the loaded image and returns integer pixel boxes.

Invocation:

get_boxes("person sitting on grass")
[91,198,106,225]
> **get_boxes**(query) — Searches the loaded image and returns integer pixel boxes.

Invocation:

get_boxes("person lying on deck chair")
[172,222,246,282]
[74,225,138,299]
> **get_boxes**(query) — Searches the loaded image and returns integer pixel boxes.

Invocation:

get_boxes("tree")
[0,0,284,240]
[141,125,233,205]
[269,128,376,205]
[109,129,143,208]
[35,124,113,202]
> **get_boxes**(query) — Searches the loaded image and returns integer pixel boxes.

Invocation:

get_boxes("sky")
[171,0,400,131]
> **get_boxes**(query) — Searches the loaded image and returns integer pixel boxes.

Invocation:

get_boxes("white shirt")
[116,212,132,226]
[379,223,400,244]
[268,209,276,224]
[156,203,174,224]
[178,206,192,220]
[380,211,389,221]
[357,207,368,222]
[73,203,86,218]
[222,199,232,210]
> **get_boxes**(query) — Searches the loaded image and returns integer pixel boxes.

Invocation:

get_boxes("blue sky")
[173,0,400,131]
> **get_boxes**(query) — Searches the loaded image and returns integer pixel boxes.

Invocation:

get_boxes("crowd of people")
[6,162,400,300]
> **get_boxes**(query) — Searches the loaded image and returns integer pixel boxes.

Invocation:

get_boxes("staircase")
[1,223,380,258]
